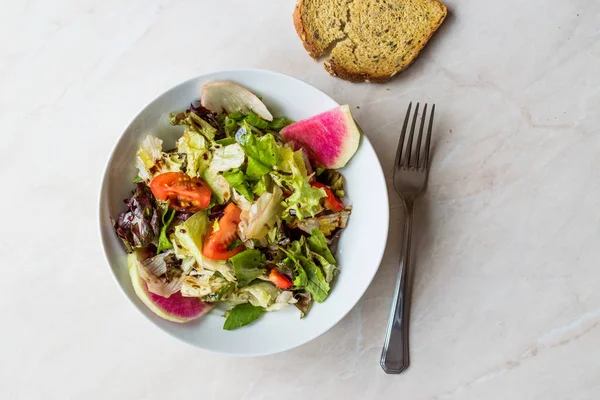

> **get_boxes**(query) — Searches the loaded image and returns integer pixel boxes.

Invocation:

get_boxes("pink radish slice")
[128,254,211,323]
[281,105,360,169]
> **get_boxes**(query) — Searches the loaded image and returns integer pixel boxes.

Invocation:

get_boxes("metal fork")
[381,102,435,374]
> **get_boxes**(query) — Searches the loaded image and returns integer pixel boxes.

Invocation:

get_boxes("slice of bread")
[293,0,447,82]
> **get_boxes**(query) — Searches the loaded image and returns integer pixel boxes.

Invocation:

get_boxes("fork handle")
[380,200,413,374]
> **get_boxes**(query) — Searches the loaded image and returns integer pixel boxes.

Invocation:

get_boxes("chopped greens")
[111,82,355,330]
[245,112,270,130]
[269,117,294,131]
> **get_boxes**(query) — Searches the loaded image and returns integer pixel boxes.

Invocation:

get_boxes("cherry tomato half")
[202,203,245,260]
[269,269,293,289]
[150,172,212,212]
[310,181,344,212]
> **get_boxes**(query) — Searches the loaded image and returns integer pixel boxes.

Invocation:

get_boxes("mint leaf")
[223,303,265,330]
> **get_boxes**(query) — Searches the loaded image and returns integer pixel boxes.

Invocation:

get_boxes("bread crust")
[293,0,322,58]
[295,0,448,83]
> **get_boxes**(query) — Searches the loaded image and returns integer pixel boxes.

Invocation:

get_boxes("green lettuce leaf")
[176,128,211,177]
[181,274,235,301]
[171,211,235,281]
[307,227,337,283]
[223,303,264,330]
[293,263,308,287]
[230,249,266,286]
[238,186,283,240]
[134,137,188,182]
[203,166,231,204]
[296,208,351,237]
[283,177,325,220]
[310,251,337,283]
[240,282,281,308]
[279,238,308,288]
[135,136,163,181]
[156,208,176,253]
[246,157,271,180]
[266,290,298,312]
[280,235,332,300]
[210,143,245,172]
[252,174,271,196]
[229,281,282,310]
[201,142,245,204]
[273,146,325,220]
[236,124,282,180]
[135,136,184,182]
[171,111,217,141]
[172,211,210,263]
[222,169,253,201]
[302,258,330,303]
[307,228,336,264]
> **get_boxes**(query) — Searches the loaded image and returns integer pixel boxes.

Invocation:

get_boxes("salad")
[111,81,360,330]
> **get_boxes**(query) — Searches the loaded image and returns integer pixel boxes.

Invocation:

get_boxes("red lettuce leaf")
[111,183,161,253]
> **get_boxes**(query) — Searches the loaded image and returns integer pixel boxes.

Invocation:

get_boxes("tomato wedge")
[202,203,245,260]
[310,181,344,212]
[150,172,211,212]
[269,269,293,289]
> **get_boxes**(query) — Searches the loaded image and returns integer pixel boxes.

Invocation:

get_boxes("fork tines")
[395,102,435,170]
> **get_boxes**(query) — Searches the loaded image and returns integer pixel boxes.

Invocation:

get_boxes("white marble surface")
[2,0,599,398]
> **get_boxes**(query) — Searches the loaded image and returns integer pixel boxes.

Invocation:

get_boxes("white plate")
[98,69,389,356]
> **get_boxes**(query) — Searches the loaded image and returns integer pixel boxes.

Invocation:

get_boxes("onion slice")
[201,81,273,121]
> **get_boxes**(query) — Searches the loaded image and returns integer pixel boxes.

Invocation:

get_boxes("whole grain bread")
[293,0,447,82]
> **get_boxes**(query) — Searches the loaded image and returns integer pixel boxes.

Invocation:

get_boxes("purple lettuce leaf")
[111,183,161,253]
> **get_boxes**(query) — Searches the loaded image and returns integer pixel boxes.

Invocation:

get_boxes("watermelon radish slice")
[281,105,360,169]
[201,81,273,121]
[128,254,211,323]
